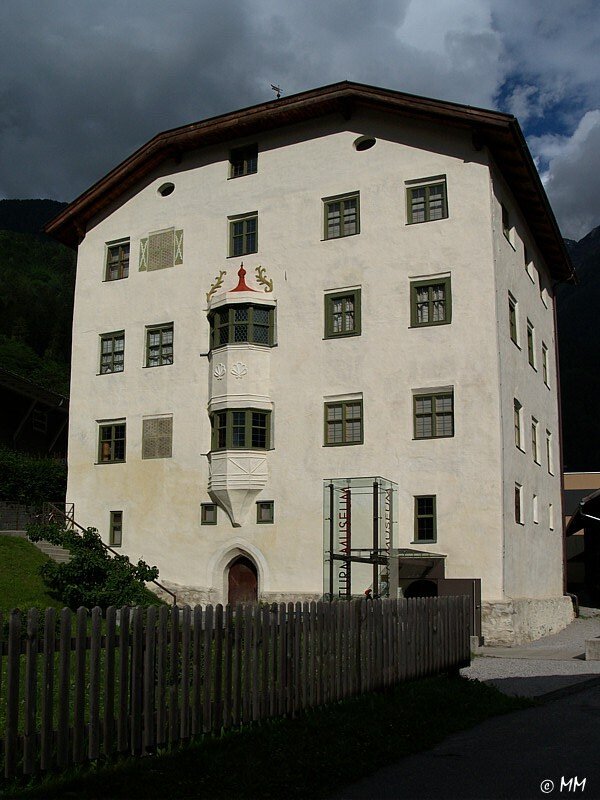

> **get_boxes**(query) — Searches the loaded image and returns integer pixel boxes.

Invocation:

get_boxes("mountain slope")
[557,225,600,472]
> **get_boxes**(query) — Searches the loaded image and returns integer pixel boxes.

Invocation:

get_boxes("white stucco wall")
[66,108,562,622]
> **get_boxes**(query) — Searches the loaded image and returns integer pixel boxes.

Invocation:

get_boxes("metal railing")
[40,502,177,604]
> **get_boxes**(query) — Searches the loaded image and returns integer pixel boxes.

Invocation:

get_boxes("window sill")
[534,459,541,466]
[409,321,451,329]
[102,276,129,283]
[406,216,449,226]
[323,332,361,340]
[94,461,126,466]
[411,540,437,545]
[210,343,276,354]
[227,251,258,258]
[516,446,525,454]
[529,364,537,372]
[511,340,521,350]
[321,232,360,242]
[323,441,363,447]
[97,371,124,376]
[227,173,257,180]
[413,435,454,441]
[142,363,174,369]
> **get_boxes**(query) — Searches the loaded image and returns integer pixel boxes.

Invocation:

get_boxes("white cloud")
[0,0,598,238]
[530,110,600,239]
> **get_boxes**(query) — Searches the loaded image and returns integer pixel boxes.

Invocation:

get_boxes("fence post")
[5,610,21,779]
[39,608,55,771]
[73,607,87,764]
[89,607,102,760]
[57,608,71,767]
[104,606,117,756]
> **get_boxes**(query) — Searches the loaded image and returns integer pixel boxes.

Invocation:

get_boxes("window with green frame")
[146,323,173,367]
[508,293,519,345]
[323,193,359,239]
[201,503,217,525]
[324,400,363,445]
[410,278,451,326]
[229,213,257,256]
[229,145,258,178]
[209,304,274,348]
[414,496,436,542]
[324,289,361,338]
[527,319,536,368]
[211,409,271,450]
[98,421,126,463]
[406,179,447,224]
[99,331,125,374]
[109,511,123,546]
[256,501,274,524]
[105,240,130,281]
[413,392,453,439]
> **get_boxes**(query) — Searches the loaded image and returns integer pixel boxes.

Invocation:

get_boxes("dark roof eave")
[45,81,575,283]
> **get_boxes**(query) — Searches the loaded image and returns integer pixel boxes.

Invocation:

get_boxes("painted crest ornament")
[255,265,273,292]
[206,270,226,303]
[213,363,226,380]
[230,362,248,379]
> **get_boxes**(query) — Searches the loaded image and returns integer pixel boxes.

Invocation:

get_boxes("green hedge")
[0,446,66,505]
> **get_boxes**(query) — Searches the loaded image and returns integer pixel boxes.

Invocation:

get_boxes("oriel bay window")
[211,409,271,450]
[209,304,274,348]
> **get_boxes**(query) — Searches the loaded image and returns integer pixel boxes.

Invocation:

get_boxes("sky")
[1,0,599,240]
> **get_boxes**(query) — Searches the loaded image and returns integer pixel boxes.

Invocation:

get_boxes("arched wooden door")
[228,556,258,604]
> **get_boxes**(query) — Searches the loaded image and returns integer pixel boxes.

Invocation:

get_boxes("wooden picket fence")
[0,596,471,780]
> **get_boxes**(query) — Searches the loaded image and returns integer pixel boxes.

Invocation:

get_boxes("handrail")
[41,502,177,605]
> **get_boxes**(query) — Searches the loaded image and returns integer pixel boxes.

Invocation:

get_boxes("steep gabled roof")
[45,80,575,283]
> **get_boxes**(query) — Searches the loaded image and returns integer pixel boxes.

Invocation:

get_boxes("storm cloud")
[1,0,598,239]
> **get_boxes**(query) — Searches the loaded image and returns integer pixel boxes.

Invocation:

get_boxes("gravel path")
[461,609,600,697]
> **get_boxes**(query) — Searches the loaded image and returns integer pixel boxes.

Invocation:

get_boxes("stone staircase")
[0,530,71,563]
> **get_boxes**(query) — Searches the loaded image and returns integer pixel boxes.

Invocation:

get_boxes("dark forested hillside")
[557,226,600,472]
[0,200,74,395]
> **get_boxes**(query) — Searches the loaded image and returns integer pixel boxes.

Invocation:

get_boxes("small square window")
[109,511,123,546]
[407,179,447,224]
[229,213,258,257]
[201,503,218,525]
[413,392,454,439]
[256,501,274,524]
[98,422,126,463]
[323,193,360,239]
[229,145,258,178]
[414,495,436,542]
[100,331,125,374]
[146,323,173,367]
[105,240,130,281]
[410,277,451,327]
[324,289,361,338]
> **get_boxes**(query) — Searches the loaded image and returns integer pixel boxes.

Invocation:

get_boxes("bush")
[0,446,66,505]
[27,521,162,609]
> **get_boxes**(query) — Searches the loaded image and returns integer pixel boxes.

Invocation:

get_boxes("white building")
[47,82,576,644]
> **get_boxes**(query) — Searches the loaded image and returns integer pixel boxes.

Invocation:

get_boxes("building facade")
[47,83,576,644]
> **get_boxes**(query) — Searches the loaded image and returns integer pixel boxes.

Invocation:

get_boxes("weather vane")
[270,84,283,100]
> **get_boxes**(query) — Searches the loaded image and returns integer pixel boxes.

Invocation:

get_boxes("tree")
[27,521,162,609]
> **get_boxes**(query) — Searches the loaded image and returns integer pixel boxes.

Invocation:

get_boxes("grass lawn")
[15,676,533,800]
[0,536,63,613]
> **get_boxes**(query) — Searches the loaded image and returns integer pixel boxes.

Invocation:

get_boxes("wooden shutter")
[142,416,173,459]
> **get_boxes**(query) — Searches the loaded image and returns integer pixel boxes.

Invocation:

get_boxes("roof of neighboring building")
[0,367,69,410]
[565,488,600,536]
[45,80,575,283]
